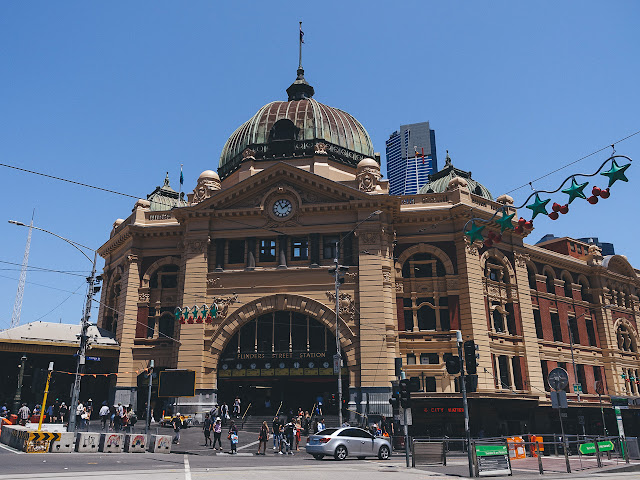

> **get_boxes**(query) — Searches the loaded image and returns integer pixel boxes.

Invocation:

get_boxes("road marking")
[0,443,23,454]
[184,454,191,480]
[237,440,259,450]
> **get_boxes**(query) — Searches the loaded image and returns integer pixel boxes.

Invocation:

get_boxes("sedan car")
[306,427,391,460]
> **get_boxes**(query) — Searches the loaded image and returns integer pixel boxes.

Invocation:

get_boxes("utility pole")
[13,355,27,414]
[333,241,344,427]
[69,250,98,432]
[146,360,154,436]
[456,331,473,478]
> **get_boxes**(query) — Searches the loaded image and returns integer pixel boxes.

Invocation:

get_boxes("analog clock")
[273,198,293,218]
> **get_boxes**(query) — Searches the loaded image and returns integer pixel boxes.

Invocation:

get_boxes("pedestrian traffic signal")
[465,374,478,393]
[389,382,401,409]
[444,353,460,374]
[328,265,349,284]
[464,340,478,375]
[399,378,411,408]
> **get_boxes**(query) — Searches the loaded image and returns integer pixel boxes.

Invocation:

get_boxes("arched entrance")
[216,311,349,416]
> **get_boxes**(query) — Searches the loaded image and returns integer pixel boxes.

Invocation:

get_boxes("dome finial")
[287,22,314,101]
[164,172,170,187]
[445,150,452,167]
[299,21,304,69]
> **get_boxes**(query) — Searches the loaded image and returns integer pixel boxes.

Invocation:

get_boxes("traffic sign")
[551,390,568,409]
[573,383,582,393]
[333,354,341,374]
[578,441,614,455]
[548,367,569,391]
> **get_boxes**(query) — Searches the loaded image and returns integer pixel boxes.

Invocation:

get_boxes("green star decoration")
[495,210,516,233]
[464,221,485,243]
[526,194,550,219]
[561,178,588,204]
[601,159,630,187]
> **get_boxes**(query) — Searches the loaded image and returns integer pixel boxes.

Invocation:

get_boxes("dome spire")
[287,22,314,101]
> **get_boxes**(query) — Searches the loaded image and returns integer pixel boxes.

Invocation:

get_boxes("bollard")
[553,434,558,457]
[594,437,602,468]
[564,438,571,474]
[536,442,543,474]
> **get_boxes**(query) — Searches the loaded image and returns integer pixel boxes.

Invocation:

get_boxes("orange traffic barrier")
[529,435,544,456]
[507,436,526,459]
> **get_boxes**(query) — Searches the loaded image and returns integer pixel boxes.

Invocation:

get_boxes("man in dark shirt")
[171,413,182,444]
[272,416,281,451]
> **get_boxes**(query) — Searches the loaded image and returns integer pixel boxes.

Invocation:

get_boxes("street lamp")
[12,354,27,414]
[330,209,382,427]
[8,220,99,432]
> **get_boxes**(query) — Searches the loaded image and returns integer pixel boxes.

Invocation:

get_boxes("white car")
[306,427,391,460]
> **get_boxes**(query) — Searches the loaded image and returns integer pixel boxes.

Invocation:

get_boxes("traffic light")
[444,353,460,375]
[464,340,478,375]
[31,368,47,394]
[408,376,421,392]
[465,374,478,393]
[328,265,349,284]
[399,378,411,408]
[389,382,400,409]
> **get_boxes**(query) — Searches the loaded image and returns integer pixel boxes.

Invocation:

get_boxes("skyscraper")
[385,122,438,195]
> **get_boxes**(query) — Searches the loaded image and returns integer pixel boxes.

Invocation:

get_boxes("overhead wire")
[0,259,87,277]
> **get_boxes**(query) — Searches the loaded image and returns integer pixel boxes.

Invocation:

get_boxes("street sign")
[578,415,585,425]
[475,445,512,477]
[573,384,582,393]
[548,367,569,391]
[333,354,341,374]
[399,407,412,426]
[551,390,568,409]
[579,441,614,455]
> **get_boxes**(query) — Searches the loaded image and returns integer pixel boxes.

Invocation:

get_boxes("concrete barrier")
[149,434,172,453]
[99,433,124,453]
[0,425,61,452]
[125,433,147,453]
[50,432,75,453]
[75,432,100,453]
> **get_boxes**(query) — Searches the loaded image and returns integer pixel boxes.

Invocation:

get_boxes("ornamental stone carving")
[185,238,210,254]
[207,277,223,288]
[138,292,150,302]
[358,232,379,245]
[242,148,256,160]
[192,170,221,204]
[210,294,239,321]
[314,143,327,155]
[464,237,479,256]
[395,282,404,293]
[382,271,392,283]
[514,252,530,268]
[356,158,382,193]
[325,291,356,321]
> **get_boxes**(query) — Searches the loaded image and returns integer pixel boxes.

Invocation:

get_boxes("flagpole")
[179,164,183,203]
[299,21,303,68]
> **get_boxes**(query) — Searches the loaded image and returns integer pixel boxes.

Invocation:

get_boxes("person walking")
[220,402,229,425]
[171,412,182,444]
[203,413,213,446]
[18,403,30,426]
[75,401,85,430]
[257,420,269,455]
[272,416,281,451]
[284,419,295,455]
[317,418,326,432]
[295,418,301,451]
[233,397,241,418]
[99,402,110,431]
[58,402,68,424]
[212,417,223,450]
[228,420,238,454]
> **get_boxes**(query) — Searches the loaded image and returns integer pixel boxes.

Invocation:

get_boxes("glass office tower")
[386,122,437,195]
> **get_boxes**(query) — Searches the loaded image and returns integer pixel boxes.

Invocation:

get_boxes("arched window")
[402,253,446,278]
[103,275,121,335]
[579,280,592,303]
[484,257,508,284]
[158,313,175,340]
[149,264,179,289]
[545,272,555,294]
[563,274,573,298]
[617,324,637,352]
[484,256,517,335]
[268,119,299,141]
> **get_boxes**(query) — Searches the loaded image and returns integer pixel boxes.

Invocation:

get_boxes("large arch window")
[527,265,537,290]
[562,273,573,298]
[483,255,517,335]
[545,271,555,294]
[144,262,180,340]
[400,252,450,332]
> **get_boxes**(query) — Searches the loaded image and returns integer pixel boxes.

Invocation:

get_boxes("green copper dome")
[419,152,493,200]
[217,68,375,180]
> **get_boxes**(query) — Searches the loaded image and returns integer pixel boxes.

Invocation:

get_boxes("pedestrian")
[203,413,213,446]
[317,417,326,432]
[257,420,269,455]
[272,415,281,451]
[86,398,93,420]
[99,402,110,430]
[220,402,229,425]
[59,402,68,424]
[295,418,301,451]
[233,397,241,418]
[171,412,182,444]
[284,419,295,455]
[212,417,223,450]
[18,403,30,426]
[46,403,54,423]
[316,395,323,416]
[1,404,7,417]
[53,399,60,423]
[228,420,238,454]
[303,411,310,435]
[75,401,85,430]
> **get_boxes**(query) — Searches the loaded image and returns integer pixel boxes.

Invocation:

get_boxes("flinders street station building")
[89,66,640,437]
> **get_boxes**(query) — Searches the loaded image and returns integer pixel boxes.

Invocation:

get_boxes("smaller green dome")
[419,151,493,200]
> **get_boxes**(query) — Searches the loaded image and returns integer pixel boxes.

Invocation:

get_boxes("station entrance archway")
[216,311,348,416]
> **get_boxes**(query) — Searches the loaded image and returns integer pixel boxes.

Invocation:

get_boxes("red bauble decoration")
[494,233,502,243]
[524,221,533,230]
[592,186,601,197]
[549,212,559,220]
[483,239,493,248]
[559,204,569,214]
[600,188,610,199]
[587,195,599,204]
[515,225,524,234]
[552,202,561,212]
[196,317,203,324]
[187,318,194,324]
[518,218,526,226]
[179,318,186,324]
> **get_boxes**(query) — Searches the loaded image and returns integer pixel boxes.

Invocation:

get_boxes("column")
[513,251,545,395]
[278,235,287,269]
[309,233,320,267]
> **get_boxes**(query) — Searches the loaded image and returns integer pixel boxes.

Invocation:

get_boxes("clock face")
[272,198,293,218]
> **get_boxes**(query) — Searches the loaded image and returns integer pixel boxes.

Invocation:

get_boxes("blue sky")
[1,1,638,329]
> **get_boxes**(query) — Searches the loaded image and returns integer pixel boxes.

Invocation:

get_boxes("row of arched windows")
[526,264,591,302]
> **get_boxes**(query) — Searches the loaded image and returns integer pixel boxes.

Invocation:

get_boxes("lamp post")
[12,354,27,414]
[331,209,382,427]
[145,360,154,436]
[8,220,99,432]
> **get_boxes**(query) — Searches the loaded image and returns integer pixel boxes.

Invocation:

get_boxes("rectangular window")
[577,364,588,394]
[533,309,544,339]
[291,237,309,261]
[420,353,439,364]
[577,245,583,254]
[586,319,597,346]
[323,236,339,260]
[406,353,416,365]
[228,239,245,264]
[570,243,576,252]
[550,312,563,342]
[425,377,437,392]
[498,355,511,389]
[439,297,450,331]
[259,239,277,262]
[541,360,550,392]
[569,317,581,345]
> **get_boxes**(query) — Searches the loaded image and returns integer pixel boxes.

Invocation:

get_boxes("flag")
[179,165,183,185]
[300,24,304,44]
